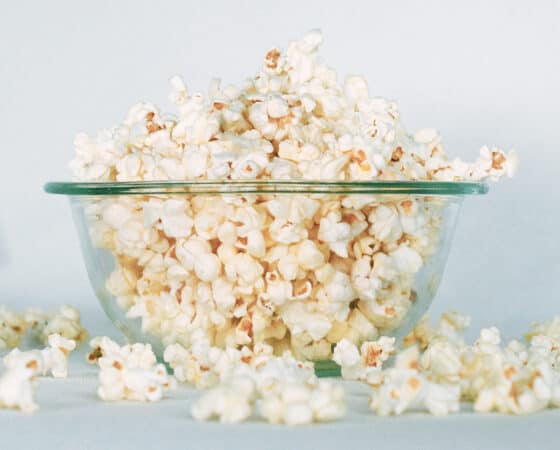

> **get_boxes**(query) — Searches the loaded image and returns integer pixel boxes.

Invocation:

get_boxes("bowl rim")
[44,180,489,196]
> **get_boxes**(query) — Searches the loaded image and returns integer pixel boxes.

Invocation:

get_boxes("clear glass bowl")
[45,180,487,376]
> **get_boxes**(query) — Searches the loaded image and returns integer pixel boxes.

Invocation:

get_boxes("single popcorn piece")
[91,337,175,402]
[0,306,26,351]
[333,336,395,384]
[421,338,463,383]
[191,376,256,423]
[42,334,77,378]
[0,366,38,413]
[87,335,128,364]
[260,379,346,425]
[3,333,76,378]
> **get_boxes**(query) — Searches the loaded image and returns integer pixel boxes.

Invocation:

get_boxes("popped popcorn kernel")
[0,306,26,351]
[89,337,175,402]
[260,379,345,425]
[191,376,256,423]
[333,336,395,384]
[4,334,76,379]
[0,366,38,413]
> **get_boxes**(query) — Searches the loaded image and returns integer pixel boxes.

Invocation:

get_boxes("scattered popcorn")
[260,379,346,425]
[526,315,560,344]
[24,305,88,346]
[365,313,560,416]
[89,337,175,402]
[4,334,76,378]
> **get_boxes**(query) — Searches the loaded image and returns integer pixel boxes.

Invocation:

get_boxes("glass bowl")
[45,180,487,376]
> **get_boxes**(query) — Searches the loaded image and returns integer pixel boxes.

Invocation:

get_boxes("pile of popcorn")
[87,337,176,402]
[163,331,345,424]
[68,30,517,359]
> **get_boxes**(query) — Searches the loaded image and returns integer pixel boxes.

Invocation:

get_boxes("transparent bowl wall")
[46,181,486,375]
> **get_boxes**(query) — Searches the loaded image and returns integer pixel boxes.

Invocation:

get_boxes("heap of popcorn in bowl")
[66,30,516,359]
[7,30,560,424]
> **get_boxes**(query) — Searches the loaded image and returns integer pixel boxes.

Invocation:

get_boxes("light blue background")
[0,1,559,448]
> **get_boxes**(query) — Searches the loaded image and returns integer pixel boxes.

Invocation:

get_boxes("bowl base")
[314,360,341,377]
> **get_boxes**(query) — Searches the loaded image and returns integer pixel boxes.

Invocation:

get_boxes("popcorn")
[281,302,332,341]
[182,313,560,422]
[367,344,462,416]
[403,311,470,350]
[183,339,344,425]
[90,337,175,402]
[191,376,256,423]
[296,240,325,270]
[0,365,38,413]
[3,334,76,378]
[25,305,88,346]
[421,339,463,383]
[333,337,395,384]
[318,212,352,258]
[369,366,461,416]
[526,315,560,344]
[0,306,26,351]
[163,339,221,389]
[163,332,344,424]
[151,199,194,238]
[68,30,517,368]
